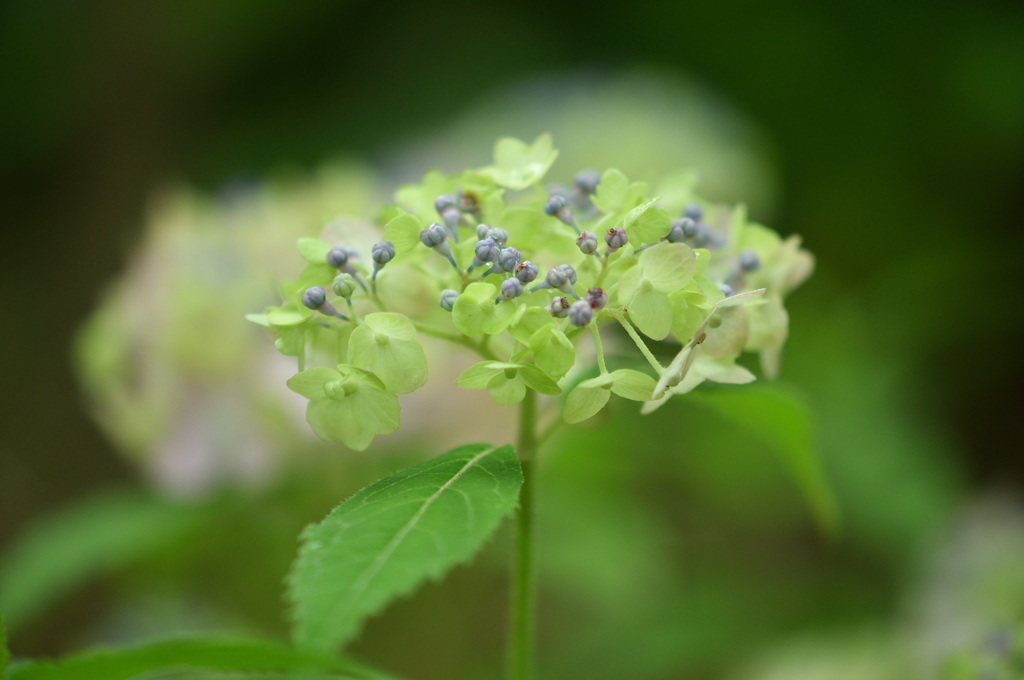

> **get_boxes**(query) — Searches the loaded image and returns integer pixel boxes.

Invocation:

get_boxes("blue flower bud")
[680,217,698,238]
[476,223,493,240]
[574,169,601,195]
[544,194,567,217]
[545,266,568,289]
[683,203,704,221]
[301,286,327,309]
[371,240,395,266]
[605,226,628,252]
[326,247,349,268]
[717,283,734,298]
[667,220,686,243]
[488,227,509,246]
[692,221,712,247]
[576,230,599,254]
[498,278,524,302]
[585,287,607,311]
[420,222,448,248]
[545,296,570,318]
[739,249,761,272]
[544,194,578,232]
[568,300,593,327]
[497,247,521,272]
[439,288,459,311]
[475,238,500,263]
[558,264,577,285]
[331,273,357,298]
[434,194,457,213]
[514,260,539,284]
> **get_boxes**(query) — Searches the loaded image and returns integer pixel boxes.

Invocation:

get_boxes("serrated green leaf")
[688,386,841,536]
[289,444,523,653]
[451,283,515,337]
[2,614,9,676]
[609,369,657,401]
[0,492,201,632]
[563,375,614,423]
[348,313,427,394]
[4,636,392,680]
[481,134,558,190]
[297,237,332,264]
[382,212,423,255]
[638,242,696,292]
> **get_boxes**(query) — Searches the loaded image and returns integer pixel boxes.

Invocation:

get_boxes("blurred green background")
[2,1,1023,679]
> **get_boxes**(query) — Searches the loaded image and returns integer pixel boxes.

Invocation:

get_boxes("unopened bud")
[568,300,593,327]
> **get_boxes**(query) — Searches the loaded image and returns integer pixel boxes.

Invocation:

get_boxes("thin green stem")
[591,322,608,375]
[508,388,537,680]
[412,322,499,361]
[612,311,664,375]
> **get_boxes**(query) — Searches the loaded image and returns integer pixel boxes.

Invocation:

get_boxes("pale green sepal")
[297,237,332,264]
[563,375,614,423]
[452,283,514,337]
[623,201,671,247]
[638,242,696,292]
[609,369,657,401]
[517,364,562,395]
[455,361,509,389]
[244,313,270,327]
[382,211,423,255]
[286,366,343,400]
[486,371,527,405]
[480,134,558,190]
[627,284,673,340]
[348,312,427,394]
[527,325,575,380]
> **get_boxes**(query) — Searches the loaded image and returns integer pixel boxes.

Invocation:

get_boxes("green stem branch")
[509,389,537,680]
[612,312,664,375]
[412,322,499,361]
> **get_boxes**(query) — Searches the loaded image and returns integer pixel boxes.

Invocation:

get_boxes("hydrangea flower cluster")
[249,135,813,450]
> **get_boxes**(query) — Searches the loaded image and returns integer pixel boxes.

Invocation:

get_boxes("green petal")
[348,312,427,394]
[639,242,696,292]
[455,361,507,389]
[517,364,562,396]
[693,354,756,384]
[267,304,312,327]
[509,306,554,344]
[702,304,749,358]
[609,369,657,401]
[591,169,648,215]
[286,366,341,400]
[305,382,400,451]
[669,292,706,343]
[481,134,558,190]
[452,283,513,337]
[627,284,673,340]
[527,325,575,380]
[382,211,424,255]
[563,375,614,423]
[297,237,332,264]
[623,201,671,247]
[486,372,527,406]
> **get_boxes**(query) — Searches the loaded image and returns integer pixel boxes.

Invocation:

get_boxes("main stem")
[509,388,537,680]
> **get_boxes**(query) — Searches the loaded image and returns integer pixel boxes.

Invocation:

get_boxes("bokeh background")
[2,1,1023,679]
